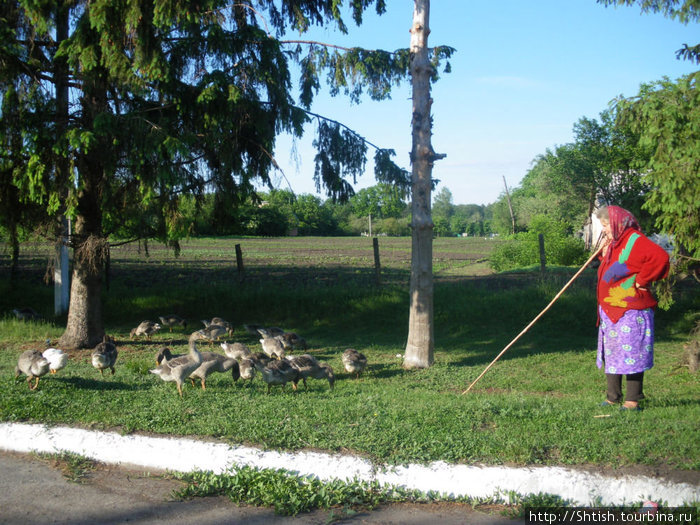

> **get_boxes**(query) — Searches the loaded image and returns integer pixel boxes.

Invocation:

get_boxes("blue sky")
[265,0,698,206]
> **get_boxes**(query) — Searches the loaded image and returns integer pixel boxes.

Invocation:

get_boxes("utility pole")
[54,217,70,315]
[54,2,70,316]
[503,175,515,235]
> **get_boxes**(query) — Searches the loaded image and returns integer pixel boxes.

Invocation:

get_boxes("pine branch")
[107,237,141,248]
[14,39,57,47]
[297,106,388,154]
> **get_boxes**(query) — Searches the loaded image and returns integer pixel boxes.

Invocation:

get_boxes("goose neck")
[189,338,203,364]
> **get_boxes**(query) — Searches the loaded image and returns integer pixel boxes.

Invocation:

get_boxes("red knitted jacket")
[597,228,670,323]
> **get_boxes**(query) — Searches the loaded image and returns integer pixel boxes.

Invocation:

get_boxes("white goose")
[42,348,68,374]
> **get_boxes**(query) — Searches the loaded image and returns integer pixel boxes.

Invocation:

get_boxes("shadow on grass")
[53,376,144,391]
[647,396,700,409]
[449,341,592,368]
[4,249,698,372]
[117,338,190,348]
[367,363,406,379]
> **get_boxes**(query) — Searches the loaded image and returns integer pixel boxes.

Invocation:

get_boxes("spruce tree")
[1,0,452,349]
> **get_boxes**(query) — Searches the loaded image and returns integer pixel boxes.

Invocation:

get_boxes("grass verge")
[1,237,698,476]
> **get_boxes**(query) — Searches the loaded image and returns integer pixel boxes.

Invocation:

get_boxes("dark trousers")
[606,372,644,403]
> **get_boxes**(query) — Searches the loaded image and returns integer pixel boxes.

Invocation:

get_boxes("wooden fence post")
[538,234,546,273]
[235,244,244,283]
[373,237,381,285]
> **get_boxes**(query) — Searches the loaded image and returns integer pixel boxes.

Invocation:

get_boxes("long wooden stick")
[461,244,604,395]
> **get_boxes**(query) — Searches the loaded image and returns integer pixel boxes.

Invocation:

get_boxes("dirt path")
[0,451,522,525]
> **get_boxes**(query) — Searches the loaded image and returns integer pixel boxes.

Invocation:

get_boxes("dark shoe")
[620,404,642,411]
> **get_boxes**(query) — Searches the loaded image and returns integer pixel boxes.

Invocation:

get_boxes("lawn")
[1,236,698,475]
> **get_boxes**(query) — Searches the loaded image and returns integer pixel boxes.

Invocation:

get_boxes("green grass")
[1,237,698,474]
[33,451,97,484]
[171,465,577,517]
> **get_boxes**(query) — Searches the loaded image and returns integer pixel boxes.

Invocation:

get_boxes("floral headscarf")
[602,206,641,265]
[607,206,641,243]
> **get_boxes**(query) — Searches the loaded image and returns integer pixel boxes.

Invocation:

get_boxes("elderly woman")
[595,205,670,411]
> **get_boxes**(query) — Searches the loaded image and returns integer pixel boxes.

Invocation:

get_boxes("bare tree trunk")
[58,68,107,349]
[404,0,444,369]
[58,218,105,349]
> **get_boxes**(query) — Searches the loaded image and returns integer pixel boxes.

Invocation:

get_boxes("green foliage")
[173,466,588,517]
[489,240,535,272]
[575,111,653,226]
[164,185,408,237]
[174,467,389,516]
[1,0,454,276]
[450,204,488,237]
[529,215,570,237]
[614,73,700,274]
[597,0,700,61]
[490,215,588,272]
[293,194,339,235]
[34,451,97,484]
[350,183,407,220]
[433,215,451,237]
[244,205,290,237]
[376,216,410,236]
[676,43,700,63]
[0,69,53,260]
[299,43,453,106]
[501,107,652,235]
[596,1,699,25]
[2,237,698,474]
[313,120,368,202]
[432,187,454,221]
[373,149,410,192]
[426,191,490,238]
[431,188,453,237]
[488,199,518,236]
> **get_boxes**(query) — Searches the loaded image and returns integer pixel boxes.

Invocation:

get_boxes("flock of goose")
[14,313,368,397]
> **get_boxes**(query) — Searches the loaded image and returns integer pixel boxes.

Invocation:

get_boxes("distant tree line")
[3,71,697,253]
[479,70,699,279]
[166,182,497,238]
[158,184,413,237]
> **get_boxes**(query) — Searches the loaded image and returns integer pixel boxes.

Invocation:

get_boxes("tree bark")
[58,62,108,349]
[404,0,436,369]
[58,206,105,349]
[58,243,104,349]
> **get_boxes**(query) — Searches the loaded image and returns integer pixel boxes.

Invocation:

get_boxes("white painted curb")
[1,422,697,506]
